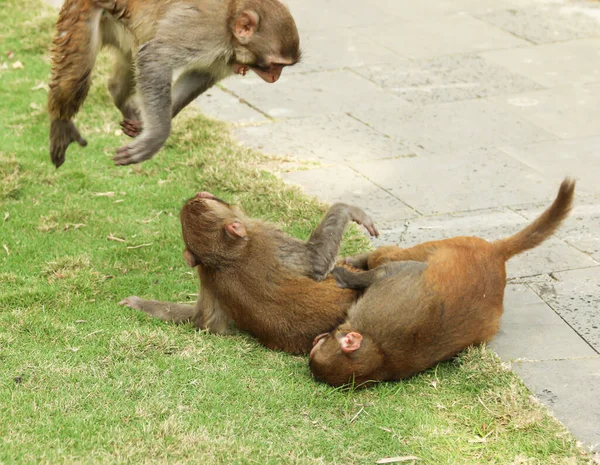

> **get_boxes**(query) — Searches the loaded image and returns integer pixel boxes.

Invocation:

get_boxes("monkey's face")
[309,331,384,388]
[180,192,248,265]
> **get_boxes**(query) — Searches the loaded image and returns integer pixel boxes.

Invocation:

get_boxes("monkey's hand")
[118,296,144,310]
[120,119,143,138]
[343,253,371,270]
[347,206,379,237]
[113,132,167,165]
[50,120,88,168]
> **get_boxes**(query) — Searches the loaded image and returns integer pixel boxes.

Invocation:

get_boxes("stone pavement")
[194,0,600,453]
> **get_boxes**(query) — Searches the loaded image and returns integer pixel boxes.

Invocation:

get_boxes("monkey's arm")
[172,70,216,118]
[119,296,196,323]
[305,203,378,281]
[333,261,426,289]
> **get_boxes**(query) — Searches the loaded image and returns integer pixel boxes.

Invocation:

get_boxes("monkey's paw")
[332,267,354,289]
[120,119,142,138]
[114,135,164,166]
[119,296,144,310]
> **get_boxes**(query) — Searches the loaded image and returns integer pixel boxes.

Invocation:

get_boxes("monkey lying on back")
[120,193,379,354]
[309,179,575,387]
[48,0,300,167]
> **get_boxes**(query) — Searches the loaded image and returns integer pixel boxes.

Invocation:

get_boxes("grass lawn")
[0,1,594,463]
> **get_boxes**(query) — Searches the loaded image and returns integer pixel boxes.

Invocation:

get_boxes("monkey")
[48,0,301,168]
[119,192,379,354]
[309,179,576,387]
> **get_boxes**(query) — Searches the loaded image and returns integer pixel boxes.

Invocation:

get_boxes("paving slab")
[353,55,542,105]
[490,284,597,361]
[480,38,600,87]
[529,267,600,352]
[283,166,418,227]
[350,99,557,154]
[500,137,600,196]
[194,86,268,124]
[349,148,559,215]
[476,4,600,44]
[233,114,414,164]
[357,15,530,60]
[223,70,406,119]
[513,194,600,261]
[512,358,600,452]
[370,206,598,278]
[490,83,600,140]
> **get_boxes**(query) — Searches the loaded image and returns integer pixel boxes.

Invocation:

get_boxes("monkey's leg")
[113,41,173,165]
[333,261,425,289]
[171,70,216,119]
[196,285,233,335]
[306,203,379,281]
[119,296,196,323]
[108,51,141,136]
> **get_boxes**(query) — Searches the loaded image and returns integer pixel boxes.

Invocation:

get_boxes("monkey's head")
[180,192,249,268]
[309,330,385,388]
[230,0,301,83]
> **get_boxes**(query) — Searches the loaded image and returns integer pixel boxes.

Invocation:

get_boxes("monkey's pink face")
[233,62,289,83]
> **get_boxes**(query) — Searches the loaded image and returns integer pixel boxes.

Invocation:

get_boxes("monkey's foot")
[50,120,88,168]
[114,136,163,165]
[343,253,371,270]
[119,296,144,310]
[120,119,142,138]
[332,267,355,289]
[348,207,379,237]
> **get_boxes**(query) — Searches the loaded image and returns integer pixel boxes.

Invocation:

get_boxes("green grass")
[0,1,594,464]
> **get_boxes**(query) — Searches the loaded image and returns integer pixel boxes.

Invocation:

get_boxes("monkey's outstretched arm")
[306,203,378,281]
[333,261,426,289]
[119,296,196,323]
[172,70,216,118]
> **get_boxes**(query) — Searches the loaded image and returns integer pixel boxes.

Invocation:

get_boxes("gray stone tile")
[282,166,418,226]
[490,83,600,140]
[501,137,600,196]
[350,99,557,154]
[222,70,406,119]
[353,55,542,105]
[480,38,600,87]
[476,5,600,44]
[512,358,600,451]
[490,284,597,361]
[513,195,600,261]
[357,15,530,60]
[369,206,598,278]
[194,86,268,124]
[233,115,414,164]
[530,267,600,352]
[350,148,558,215]
[287,28,405,74]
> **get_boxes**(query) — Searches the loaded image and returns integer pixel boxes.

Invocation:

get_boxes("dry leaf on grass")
[376,456,421,464]
[127,243,152,249]
[93,192,116,197]
[12,60,23,69]
[3,244,9,255]
[107,234,126,243]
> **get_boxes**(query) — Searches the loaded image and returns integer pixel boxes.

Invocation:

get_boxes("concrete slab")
[480,38,600,87]
[286,28,405,74]
[369,207,598,278]
[222,70,406,119]
[476,4,600,45]
[282,166,418,227]
[194,86,268,124]
[501,137,600,196]
[490,284,597,361]
[357,15,530,60]
[350,99,557,154]
[490,83,600,140]
[513,195,600,261]
[530,267,600,352]
[353,55,541,105]
[512,358,600,452]
[233,114,414,164]
[349,148,559,215]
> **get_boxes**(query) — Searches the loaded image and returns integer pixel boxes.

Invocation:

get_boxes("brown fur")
[48,0,300,167]
[309,179,575,387]
[120,193,378,354]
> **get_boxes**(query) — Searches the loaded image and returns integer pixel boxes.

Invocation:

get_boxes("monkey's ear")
[234,10,260,43]
[183,248,200,268]
[340,332,363,354]
[225,221,247,239]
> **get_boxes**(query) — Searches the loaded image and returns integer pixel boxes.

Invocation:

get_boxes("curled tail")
[493,178,575,260]
[48,0,104,167]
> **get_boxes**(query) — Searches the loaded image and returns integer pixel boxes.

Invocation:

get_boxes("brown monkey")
[48,0,300,168]
[120,192,379,354]
[309,179,575,387]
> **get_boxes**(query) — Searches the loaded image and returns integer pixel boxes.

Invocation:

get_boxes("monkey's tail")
[492,178,575,261]
[48,0,104,168]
